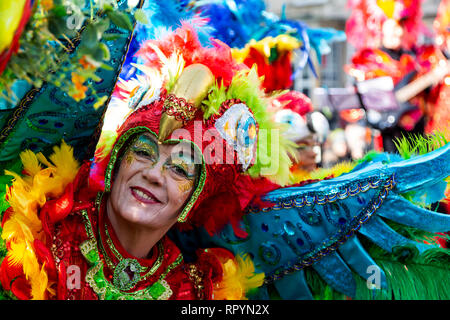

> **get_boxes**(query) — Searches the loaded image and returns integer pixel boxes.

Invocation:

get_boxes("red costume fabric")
[1,161,222,300]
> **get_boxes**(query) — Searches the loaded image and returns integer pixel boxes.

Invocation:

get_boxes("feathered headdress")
[346,0,424,49]
[92,23,296,235]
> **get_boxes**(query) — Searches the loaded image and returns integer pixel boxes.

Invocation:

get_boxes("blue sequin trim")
[261,175,396,284]
[250,176,395,213]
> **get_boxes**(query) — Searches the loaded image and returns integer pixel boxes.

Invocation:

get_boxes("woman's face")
[108,132,200,230]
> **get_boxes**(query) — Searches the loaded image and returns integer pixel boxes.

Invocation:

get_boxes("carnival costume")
[0,0,449,301]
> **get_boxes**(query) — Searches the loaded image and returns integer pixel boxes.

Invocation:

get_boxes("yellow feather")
[2,217,25,242]
[5,240,27,266]
[236,254,265,291]
[1,141,80,300]
[4,170,29,189]
[36,152,53,168]
[20,150,42,177]
[7,184,41,223]
[310,161,356,180]
[22,242,40,280]
[31,167,60,201]
[31,263,48,300]
[4,215,36,243]
[15,212,41,239]
[213,254,264,300]
[49,140,79,188]
[289,169,312,184]
[46,281,56,297]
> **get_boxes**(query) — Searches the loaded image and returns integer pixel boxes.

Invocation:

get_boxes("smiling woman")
[107,132,201,259]
[0,23,284,300]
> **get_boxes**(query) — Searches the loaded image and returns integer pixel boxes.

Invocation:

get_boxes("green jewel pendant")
[113,258,143,291]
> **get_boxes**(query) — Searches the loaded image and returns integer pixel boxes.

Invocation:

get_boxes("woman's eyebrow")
[136,133,159,147]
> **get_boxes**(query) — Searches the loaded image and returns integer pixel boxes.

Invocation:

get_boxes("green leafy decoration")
[201,80,227,119]
[0,0,139,105]
[393,130,448,159]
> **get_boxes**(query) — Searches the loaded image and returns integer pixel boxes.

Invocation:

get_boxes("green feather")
[394,130,448,159]
[201,80,227,119]
[297,219,450,300]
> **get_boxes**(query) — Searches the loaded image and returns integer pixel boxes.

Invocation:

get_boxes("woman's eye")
[171,165,189,177]
[133,148,156,160]
[167,163,196,180]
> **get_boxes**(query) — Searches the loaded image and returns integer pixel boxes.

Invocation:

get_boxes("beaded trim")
[79,209,183,300]
[259,175,396,284]
[249,175,395,213]
[0,88,40,148]
[162,94,197,124]
[103,126,207,223]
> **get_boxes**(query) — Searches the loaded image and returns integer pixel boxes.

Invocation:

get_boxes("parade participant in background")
[191,0,347,178]
[423,0,450,139]
[270,91,330,182]
[345,0,430,152]
[423,0,450,246]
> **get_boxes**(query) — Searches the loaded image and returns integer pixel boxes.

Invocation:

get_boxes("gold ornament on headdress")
[158,64,215,142]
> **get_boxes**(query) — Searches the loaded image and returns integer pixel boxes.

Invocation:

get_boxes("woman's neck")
[105,199,170,259]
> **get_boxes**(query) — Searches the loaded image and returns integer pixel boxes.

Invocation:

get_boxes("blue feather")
[119,0,213,80]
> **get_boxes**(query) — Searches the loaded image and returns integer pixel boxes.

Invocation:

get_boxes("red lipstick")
[130,186,161,204]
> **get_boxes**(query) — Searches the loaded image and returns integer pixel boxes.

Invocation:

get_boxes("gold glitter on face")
[124,133,200,196]
[110,131,208,234]
[177,179,195,194]
[124,152,135,166]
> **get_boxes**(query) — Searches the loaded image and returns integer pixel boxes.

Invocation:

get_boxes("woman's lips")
[130,186,161,204]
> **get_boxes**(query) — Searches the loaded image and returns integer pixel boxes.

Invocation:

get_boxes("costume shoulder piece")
[204,138,450,299]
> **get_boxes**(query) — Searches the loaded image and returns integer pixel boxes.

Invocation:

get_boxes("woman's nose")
[141,161,165,186]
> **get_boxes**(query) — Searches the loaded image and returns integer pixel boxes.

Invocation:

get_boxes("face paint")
[109,131,202,232]
[165,145,198,180]
[177,179,195,194]
[124,152,135,166]
[128,134,159,167]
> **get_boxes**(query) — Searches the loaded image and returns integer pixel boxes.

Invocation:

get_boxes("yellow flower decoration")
[232,34,301,63]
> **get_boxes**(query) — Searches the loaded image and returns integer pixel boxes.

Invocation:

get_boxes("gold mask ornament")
[158,64,215,142]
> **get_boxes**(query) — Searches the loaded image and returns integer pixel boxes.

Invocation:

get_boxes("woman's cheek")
[170,180,194,206]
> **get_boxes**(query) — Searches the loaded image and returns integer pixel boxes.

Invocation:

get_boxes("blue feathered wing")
[207,143,450,299]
